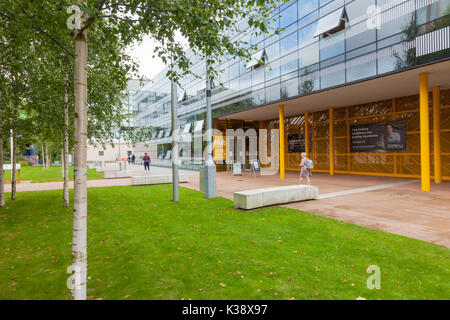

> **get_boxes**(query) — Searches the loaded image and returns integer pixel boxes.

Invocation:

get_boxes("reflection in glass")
[266,83,281,102]
[281,78,299,98]
[280,31,299,55]
[320,62,345,88]
[346,53,377,82]
[265,40,280,62]
[230,62,240,80]
[417,0,450,26]
[299,68,319,94]
[320,30,345,60]
[299,42,320,68]
[265,59,281,81]
[281,51,299,75]
[239,73,252,90]
[298,21,318,48]
[345,0,374,24]
[346,22,376,51]
[378,10,414,40]
[298,0,319,19]
[280,2,298,28]
[252,68,265,86]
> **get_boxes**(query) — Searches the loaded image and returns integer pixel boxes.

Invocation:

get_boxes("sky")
[126,33,188,81]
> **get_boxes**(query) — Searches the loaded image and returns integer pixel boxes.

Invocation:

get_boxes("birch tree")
[1,0,279,300]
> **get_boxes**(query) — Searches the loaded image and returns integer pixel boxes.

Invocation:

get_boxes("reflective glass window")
[265,40,281,61]
[378,10,414,40]
[346,53,377,82]
[280,78,299,98]
[266,83,281,102]
[252,67,265,86]
[320,30,345,60]
[320,62,345,88]
[239,73,252,90]
[298,0,319,19]
[298,21,319,48]
[299,69,319,95]
[230,62,240,79]
[299,42,320,68]
[280,51,299,75]
[265,59,281,81]
[345,21,376,51]
[280,2,298,29]
[280,31,298,55]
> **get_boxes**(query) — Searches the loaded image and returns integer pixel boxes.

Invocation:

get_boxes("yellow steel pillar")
[304,111,309,158]
[433,86,441,184]
[279,104,285,179]
[419,73,430,192]
[329,107,335,175]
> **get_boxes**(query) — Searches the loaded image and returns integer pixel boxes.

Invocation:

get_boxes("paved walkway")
[184,171,450,248]
[4,166,196,193]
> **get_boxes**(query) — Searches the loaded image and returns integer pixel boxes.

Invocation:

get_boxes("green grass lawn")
[0,185,449,300]
[3,165,104,183]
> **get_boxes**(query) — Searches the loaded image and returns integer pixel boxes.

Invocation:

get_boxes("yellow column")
[304,111,309,158]
[433,86,441,184]
[279,104,285,179]
[329,107,335,175]
[419,73,430,192]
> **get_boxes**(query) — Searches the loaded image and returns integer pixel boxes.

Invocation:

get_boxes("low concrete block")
[104,170,149,179]
[234,185,319,209]
[132,174,190,186]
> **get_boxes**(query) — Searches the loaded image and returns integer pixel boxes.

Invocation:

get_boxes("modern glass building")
[132,0,450,190]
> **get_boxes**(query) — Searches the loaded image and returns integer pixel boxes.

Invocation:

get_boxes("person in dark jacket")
[143,153,151,171]
[131,154,136,164]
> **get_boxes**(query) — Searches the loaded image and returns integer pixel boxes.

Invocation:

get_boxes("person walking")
[128,155,131,164]
[299,152,312,185]
[143,153,151,171]
[131,154,136,164]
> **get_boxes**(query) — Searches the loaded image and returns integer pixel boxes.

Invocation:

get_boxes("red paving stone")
[184,171,450,248]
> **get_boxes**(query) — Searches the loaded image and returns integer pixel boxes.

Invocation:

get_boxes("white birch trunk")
[42,144,45,170]
[63,81,70,208]
[11,132,16,200]
[72,5,88,300]
[0,103,4,207]
[45,144,50,168]
[61,147,64,178]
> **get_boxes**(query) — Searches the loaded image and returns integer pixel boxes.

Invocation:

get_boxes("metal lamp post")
[171,80,179,202]
[203,59,217,199]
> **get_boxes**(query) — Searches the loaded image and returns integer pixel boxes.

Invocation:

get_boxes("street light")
[203,58,216,199]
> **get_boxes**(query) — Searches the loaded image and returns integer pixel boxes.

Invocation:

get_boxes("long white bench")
[233,185,319,210]
[104,170,150,179]
[132,174,190,186]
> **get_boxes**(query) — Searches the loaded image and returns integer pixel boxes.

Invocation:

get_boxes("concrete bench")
[104,170,150,179]
[132,174,190,186]
[233,185,319,210]
[96,166,119,172]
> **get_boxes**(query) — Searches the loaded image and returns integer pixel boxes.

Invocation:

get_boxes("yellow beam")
[329,107,335,175]
[433,86,441,184]
[279,105,285,179]
[304,111,309,158]
[419,73,430,192]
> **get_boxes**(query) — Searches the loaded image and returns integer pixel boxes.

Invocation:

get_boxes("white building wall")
[87,143,135,163]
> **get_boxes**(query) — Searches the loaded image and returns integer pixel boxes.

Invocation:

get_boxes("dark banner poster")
[350,120,407,153]
[287,134,311,153]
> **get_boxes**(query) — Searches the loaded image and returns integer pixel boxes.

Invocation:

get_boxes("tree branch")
[0,10,74,58]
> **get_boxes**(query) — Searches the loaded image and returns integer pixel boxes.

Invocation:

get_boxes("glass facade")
[132,0,450,135]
